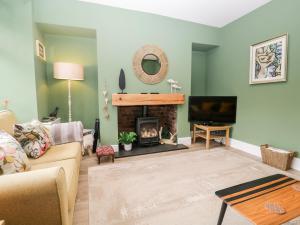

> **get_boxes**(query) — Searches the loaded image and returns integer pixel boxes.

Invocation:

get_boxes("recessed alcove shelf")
[112,93,185,106]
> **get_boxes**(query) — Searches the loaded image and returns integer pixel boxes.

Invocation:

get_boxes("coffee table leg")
[98,156,101,164]
[217,201,227,225]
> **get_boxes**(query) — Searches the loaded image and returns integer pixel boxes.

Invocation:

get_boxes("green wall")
[191,51,207,96]
[45,34,99,129]
[32,0,219,144]
[0,0,38,122]
[33,24,48,120]
[206,0,300,155]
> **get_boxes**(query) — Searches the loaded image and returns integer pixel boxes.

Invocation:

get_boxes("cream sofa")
[0,110,82,225]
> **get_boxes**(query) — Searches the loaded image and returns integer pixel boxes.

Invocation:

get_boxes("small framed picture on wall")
[36,40,46,61]
[249,34,288,84]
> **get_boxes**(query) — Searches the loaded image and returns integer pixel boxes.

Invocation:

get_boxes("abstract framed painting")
[249,34,288,84]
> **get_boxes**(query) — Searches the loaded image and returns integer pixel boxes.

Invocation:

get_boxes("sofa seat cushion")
[29,142,82,166]
[31,158,79,210]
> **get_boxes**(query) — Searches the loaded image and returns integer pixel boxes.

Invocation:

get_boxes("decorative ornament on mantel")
[167,79,182,93]
[102,82,110,120]
[119,68,126,94]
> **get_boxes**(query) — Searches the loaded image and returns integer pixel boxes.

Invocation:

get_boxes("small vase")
[124,143,132,151]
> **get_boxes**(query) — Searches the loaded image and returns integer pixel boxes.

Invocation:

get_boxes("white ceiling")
[79,0,272,27]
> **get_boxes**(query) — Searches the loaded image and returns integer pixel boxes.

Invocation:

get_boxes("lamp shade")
[53,62,84,80]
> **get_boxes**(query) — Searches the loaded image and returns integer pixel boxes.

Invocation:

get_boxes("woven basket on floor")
[260,144,295,171]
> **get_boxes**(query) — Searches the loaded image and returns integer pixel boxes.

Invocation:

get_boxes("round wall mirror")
[141,54,161,75]
[133,45,168,84]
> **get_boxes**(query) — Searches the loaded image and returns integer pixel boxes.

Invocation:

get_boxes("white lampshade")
[53,62,84,80]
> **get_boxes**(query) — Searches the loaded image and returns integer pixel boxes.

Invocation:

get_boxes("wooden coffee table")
[215,174,300,225]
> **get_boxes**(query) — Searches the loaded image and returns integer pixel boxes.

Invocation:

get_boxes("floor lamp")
[53,62,84,122]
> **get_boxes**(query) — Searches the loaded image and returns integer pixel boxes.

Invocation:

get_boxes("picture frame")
[249,34,288,84]
[35,40,46,61]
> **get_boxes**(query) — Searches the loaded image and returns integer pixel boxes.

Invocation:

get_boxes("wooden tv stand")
[192,124,232,149]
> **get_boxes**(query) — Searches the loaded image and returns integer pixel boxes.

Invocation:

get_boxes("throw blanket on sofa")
[50,121,83,145]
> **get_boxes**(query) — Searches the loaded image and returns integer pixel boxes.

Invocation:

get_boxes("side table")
[192,124,232,149]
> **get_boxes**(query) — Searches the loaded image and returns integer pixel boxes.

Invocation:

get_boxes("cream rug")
[88,148,300,225]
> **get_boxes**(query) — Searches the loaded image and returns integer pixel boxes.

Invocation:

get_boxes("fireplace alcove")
[113,93,188,157]
[115,104,188,157]
[118,105,177,144]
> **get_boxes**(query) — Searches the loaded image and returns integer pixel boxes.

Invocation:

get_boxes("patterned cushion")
[0,130,31,175]
[96,145,114,156]
[14,121,52,159]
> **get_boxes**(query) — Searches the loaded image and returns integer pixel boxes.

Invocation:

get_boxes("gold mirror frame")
[133,45,168,84]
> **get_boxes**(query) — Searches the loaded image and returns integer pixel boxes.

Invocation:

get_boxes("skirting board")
[178,137,192,146]
[230,138,300,171]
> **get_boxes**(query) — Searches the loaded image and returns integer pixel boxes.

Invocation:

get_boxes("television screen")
[188,96,237,124]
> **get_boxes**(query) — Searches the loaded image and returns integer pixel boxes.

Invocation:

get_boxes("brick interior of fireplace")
[118,105,177,135]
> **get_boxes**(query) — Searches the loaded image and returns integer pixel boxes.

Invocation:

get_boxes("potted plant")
[118,132,137,151]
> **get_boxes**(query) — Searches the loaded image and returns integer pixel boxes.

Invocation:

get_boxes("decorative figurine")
[102,82,109,119]
[119,68,126,94]
[159,126,177,145]
[167,78,181,93]
[171,84,182,92]
[49,107,59,118]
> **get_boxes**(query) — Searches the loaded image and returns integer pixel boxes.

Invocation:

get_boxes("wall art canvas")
[35,40,46,61]
[249,34,288,84]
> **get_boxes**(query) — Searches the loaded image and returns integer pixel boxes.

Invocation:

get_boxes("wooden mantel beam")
[112,93,185,106]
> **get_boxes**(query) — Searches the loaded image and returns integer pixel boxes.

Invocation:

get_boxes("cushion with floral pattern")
[0,130,31,175]
[14,121,52,159]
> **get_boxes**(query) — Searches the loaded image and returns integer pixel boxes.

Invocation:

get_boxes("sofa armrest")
[0,167,68,225]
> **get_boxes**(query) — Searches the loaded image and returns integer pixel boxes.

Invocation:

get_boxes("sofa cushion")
[14,122,52,159]
[0,130,31,175]
[31,158,79,211]
[29,142,82,166]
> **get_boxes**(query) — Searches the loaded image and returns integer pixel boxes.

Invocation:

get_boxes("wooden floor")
[73,154,96,225]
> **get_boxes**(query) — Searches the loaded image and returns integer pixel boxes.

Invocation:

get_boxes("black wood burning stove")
[136,106,159,146]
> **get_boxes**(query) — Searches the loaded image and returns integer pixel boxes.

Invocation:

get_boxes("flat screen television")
[188,96,237,124]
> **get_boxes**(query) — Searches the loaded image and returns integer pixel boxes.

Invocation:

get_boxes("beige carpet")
[88,148,300,225]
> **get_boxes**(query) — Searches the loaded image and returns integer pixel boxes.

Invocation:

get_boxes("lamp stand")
[68,80,72,122]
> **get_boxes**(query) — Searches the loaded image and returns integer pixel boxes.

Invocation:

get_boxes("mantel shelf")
[112,93,185,106]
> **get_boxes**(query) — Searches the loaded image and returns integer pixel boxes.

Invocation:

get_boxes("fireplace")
[136,117,159,146]
[117,105,177,147]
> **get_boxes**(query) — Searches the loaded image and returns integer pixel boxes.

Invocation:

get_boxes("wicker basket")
[260,144,295,171]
